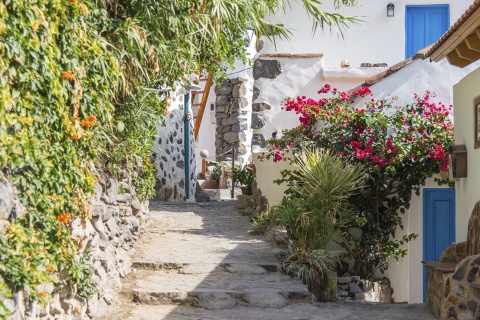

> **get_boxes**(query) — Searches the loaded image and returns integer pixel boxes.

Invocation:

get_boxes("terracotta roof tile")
[426,0,480,58]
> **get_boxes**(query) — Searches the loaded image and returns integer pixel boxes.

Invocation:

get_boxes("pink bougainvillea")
[267,85,455,278]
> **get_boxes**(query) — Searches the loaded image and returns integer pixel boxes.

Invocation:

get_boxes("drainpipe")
[183,83,201,201]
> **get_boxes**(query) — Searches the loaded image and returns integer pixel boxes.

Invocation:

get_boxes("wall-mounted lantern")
[387,3,395,17]
[450,145,467,179]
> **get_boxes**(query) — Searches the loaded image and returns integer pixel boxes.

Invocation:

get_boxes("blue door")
[423,188,455,302]
[406,5,450,58]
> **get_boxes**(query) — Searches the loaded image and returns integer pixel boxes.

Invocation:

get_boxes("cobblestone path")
[108,201,436,319]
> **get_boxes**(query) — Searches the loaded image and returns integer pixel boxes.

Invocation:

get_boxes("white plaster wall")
[453,66,480,243]
[195,82,217,169]
[253,56,367,154]
[262,0,471,68]
[353,59,480,111]
[253,152,293,206]
[155,89,196,201]
[350,58,480,304]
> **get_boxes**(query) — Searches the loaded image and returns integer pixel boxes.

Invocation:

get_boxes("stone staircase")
[107,201,314,319]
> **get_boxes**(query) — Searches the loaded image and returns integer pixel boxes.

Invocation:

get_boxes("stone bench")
[422,261,456,318]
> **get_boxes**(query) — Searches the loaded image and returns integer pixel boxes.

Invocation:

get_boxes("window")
[405,5,450,58]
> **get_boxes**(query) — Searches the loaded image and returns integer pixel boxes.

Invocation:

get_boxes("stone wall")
[214,77,251,164]
[1,171,149,320]
[443,255,480,319]
[337,277,392,303]
[154,90,196,201]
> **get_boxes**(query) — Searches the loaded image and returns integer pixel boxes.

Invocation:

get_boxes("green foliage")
[0,280,12,319]
[283,248,340,302]
[0,0,361,307]
[268,86,454,278]
[0,0,116,302]
[268,148,365,300]
[210,166,221,181]
[232,163,254,188]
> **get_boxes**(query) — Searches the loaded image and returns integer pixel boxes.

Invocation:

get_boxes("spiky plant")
[283,248,340,302]
[270,148,365,300]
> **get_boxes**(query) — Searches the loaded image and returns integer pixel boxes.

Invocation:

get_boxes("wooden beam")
[193,74,213,140]
[430,11,480,62]
[447,50,476,68]
[467,31,480,52]
[456,42,480,61]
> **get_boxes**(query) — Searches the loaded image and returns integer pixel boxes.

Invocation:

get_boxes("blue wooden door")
[406,5,450,58]
[423,188,455,302]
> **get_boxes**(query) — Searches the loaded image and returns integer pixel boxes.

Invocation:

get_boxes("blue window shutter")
[406,5,450,58]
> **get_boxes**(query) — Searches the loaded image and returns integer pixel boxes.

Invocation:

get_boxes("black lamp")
[387,3,395,17]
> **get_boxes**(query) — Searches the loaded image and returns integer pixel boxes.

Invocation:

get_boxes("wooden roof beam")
[447,50,477,67]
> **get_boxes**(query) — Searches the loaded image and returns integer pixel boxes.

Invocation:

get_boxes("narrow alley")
[106,201,435,320]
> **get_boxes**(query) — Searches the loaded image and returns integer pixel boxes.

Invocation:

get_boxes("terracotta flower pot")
[203,180,219,189]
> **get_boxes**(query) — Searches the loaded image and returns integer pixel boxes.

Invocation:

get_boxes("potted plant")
[203,165,220,189]
[232,163,254,195]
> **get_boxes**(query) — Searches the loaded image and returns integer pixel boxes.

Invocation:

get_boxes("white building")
[193,0,476,303]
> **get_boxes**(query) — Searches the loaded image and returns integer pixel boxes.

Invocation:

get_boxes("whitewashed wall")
[155,90,196,201]
[263,0,471,69]
[254,57,480,303]
[453,66,480,243]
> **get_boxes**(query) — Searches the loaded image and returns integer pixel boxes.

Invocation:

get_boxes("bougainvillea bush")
[266,85,454,278]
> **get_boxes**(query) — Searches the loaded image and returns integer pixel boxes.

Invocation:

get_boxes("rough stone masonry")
[214,77,251,164]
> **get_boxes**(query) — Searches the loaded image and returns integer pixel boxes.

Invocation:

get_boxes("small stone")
[0,220,10,235]
[236,195,253,209]
[214,86,233,96]
[252,134,267,148]
[467,299,478,313]
[230,77,247,85]
[117,193,132,204]
[453,259,469,280]
[253,102,271,112]
[106,178,119,203]
[0,181,15,219]
[251,113,267,129]
[216,95,228,105]
[233,83,247,99]
[337,277,352,284]
[119,206,132,217]
[349,283,363,294]
[94,183,103,200]
[253,59,282,80]
[90,200,106,218]
[131,196,141,215]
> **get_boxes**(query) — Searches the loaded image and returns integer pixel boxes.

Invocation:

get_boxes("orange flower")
[81,119,94,127]
[71,134,80,140]
[46,266,54,273]
[81,114,96,127]
[74,163,81,167]
[58,213,71,224]
[61,70,75,81]
[39,291,48,298]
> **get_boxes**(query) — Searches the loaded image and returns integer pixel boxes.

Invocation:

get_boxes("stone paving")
[106,201,436,320]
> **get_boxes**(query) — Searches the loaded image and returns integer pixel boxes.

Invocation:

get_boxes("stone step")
[131,261,281,273]
[109,303,438,320]
[128,269,312,309]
